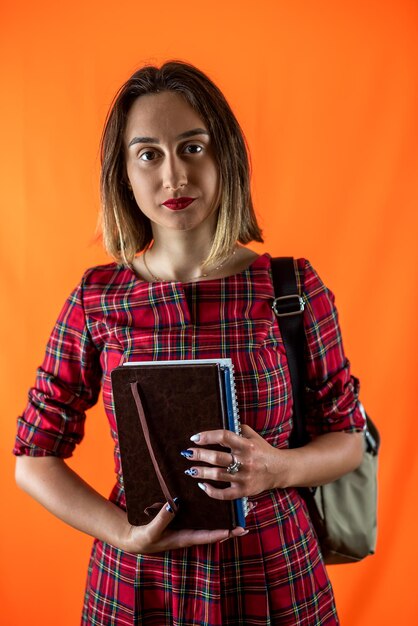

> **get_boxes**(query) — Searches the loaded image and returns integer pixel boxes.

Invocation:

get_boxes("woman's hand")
[182,424,288,500]
[182,425,365,499]
[15,456,247,557]
[122,504,248,554]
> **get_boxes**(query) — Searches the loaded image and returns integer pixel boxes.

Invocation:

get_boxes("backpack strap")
[270,257,309,448]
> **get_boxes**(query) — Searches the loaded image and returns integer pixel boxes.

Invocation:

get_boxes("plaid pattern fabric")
[14,254,365,625]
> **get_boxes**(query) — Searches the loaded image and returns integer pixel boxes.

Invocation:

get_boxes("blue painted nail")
[165,497,180,513]
[180,449,193,459]
[184,468,198,476]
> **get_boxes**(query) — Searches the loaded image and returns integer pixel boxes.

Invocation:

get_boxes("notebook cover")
[111,362,239,530]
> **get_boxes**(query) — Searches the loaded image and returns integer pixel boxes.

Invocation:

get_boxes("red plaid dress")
[14,254,365,625]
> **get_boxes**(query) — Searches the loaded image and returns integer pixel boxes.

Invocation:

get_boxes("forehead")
[124,91,207,141]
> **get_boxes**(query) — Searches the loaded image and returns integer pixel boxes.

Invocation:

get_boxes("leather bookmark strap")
[130,382,178,514]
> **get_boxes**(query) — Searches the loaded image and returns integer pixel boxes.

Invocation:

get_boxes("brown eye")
[139,150,158,161]
[183,144,203,154]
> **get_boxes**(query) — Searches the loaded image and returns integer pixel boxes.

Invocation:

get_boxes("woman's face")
[124,91,220,236]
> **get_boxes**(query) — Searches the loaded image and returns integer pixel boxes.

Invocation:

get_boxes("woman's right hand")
[15,456,247,554]
[121,503,248,554]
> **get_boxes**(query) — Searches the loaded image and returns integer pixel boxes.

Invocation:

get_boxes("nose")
[163,154,188,191]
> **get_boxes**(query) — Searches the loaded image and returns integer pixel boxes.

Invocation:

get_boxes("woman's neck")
[135,243,259,285]
[145,246,211,283]
[132,223,259,283]
[142,227,216,282]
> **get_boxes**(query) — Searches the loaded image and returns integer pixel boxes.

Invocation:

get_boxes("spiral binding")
[229,363,241,435]
[242,498,250,516]
[224,362,249,518]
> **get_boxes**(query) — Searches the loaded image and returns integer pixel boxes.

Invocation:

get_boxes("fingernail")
[238,529,249,536]
[190,434,200,442]
[184,468,198,476]
[197,482,207,491]
[165,497,180,513]
[180,449,193,459]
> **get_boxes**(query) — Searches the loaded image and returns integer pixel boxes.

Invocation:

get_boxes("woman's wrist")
[268,448,295,490]
[116,523,137,553]
[107,505,140,552]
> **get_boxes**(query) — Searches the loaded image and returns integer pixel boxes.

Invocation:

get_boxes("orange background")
[1,1,418,624]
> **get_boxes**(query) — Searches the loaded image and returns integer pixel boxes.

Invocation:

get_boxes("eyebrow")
[127,127,209,148]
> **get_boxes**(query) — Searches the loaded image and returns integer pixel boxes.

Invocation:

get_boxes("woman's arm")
[274,430,364,488]
[246,425,364,491]
[15,456,247,553]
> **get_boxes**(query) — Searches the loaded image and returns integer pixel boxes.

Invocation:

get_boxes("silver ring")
[226,454,242,475]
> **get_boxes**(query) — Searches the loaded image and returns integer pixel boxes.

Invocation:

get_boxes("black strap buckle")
[272,294,305,318]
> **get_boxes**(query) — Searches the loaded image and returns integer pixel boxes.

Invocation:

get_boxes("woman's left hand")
[182,424,288,500]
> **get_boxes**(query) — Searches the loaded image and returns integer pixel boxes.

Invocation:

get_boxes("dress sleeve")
[297,259,365,437]
[13,272,102,458]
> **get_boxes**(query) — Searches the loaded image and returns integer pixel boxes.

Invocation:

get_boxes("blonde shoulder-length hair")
[100,60,263,267]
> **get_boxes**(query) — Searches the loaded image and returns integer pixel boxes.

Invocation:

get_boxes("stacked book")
[111,359,248,530]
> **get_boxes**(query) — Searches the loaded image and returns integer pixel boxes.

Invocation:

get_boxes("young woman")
[14,61,365,625]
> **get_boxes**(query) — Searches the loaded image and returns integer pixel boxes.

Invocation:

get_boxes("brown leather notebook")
[111,359,247,530]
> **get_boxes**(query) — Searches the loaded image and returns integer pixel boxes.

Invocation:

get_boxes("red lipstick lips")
[162,197,195,210]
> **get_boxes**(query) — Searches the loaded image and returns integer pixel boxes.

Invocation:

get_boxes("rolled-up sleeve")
[13,274,102,458]
[299,259,365,436]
